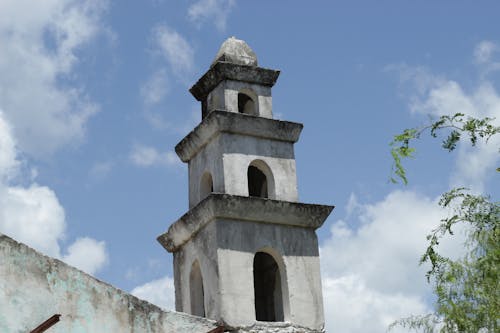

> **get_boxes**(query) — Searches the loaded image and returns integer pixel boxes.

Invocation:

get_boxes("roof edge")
[175,111,303,163]
[157,194,334,253]
[190,62,280,101]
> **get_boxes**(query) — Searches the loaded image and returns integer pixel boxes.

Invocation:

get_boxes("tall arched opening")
[200,172,213,201]
[253,252,284,322]
[189,260,205,317]
[247,160,275,199]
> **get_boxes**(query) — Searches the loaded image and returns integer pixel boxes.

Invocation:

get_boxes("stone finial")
[211,36,258,67]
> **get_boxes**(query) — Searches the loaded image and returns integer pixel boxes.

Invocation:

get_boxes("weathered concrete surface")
[231,322,324,333]
[0,233,218,333]
[157,194,334,252]
[211,37,258,67]
[177,112,304,208]
[163,217,327,331]
[190,62,280,102]
[161,37,332,333]
[176,111,303,163]
[206,80,274,118]
[158,194,332,331]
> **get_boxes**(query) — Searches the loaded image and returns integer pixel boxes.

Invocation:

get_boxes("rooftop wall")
[0,233,218,333]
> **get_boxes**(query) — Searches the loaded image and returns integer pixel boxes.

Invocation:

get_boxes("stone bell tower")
[158,37,333,332]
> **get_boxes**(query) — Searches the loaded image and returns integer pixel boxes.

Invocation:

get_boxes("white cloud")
[141,68,169,107]
[131,275,175,310]
[153,25,194,76]
[0,0,107,157]
[323,275,429,333]
[129,144,180,168]
[188,0,235,31]
[0,184,66,257]
[0,111,108,275]
[62,237,108,275]
[409,80,500,193]
[390,46,500,193]
[139,26,194,129]
[338,43,500,331]
[320,190,466,333]
[0,112,19,181]
[474,40,497,64]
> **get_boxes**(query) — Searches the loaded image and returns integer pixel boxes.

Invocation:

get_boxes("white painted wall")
[0,234,218,333]
[173,219,324,332]
[188,133,298,208]
[207,80,273,119]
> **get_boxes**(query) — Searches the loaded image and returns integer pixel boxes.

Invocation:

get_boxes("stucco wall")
[216,219,324,330]
[206,80,273,119]
[173,218,324,332]
[188,132,298,208]
[0,233,218,333]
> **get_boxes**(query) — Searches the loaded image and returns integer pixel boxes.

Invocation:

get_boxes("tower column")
[158,37,333,332]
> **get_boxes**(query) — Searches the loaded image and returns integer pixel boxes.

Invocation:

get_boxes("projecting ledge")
[157,193,334,253]
[190,62,280,101]
[175,111,303,162]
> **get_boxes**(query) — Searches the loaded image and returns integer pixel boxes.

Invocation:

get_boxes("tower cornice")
[175,111,303,163]
[157,193,334,253]
[189,62,280,102]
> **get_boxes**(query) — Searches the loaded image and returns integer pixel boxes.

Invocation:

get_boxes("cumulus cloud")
[473,40,500,75]
[323,275,429,333]
[0,184,66,257]
[139,25,194,128]
[320,190,466,333]
[131,276,175,310]
[62,237,108,275]
[474,40,497,64]
[188,0,235,31]
[0,112,108,275]
[0,112,19,181]
[129,144,180,168]
[336,41,500,332]
[153,25,194,76]
[0,0,107,157]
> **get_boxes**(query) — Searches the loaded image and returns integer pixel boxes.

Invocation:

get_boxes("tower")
[158,37,333,332]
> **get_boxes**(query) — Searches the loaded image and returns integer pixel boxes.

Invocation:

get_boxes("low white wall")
[0,233,218,333]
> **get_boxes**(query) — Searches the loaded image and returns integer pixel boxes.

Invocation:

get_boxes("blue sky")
[0,1,499,332]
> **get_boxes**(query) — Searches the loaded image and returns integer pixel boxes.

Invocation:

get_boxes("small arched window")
[248,166,267,198]
[200,172,213,200]
[253,252,284,322]
[247,160,274,199]
[189,260,205,317]
[238,92,256,115]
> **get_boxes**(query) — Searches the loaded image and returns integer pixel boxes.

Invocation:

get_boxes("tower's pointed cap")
[211,37,258,67]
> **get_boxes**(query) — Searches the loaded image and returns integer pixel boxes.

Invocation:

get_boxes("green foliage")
[388,114,500,332]
[389,113,500,185]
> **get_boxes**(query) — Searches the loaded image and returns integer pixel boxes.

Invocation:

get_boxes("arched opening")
[189,260,205,317]
[238,92,256,115]
[247,160,274,199]
[248,166,267,198]
[200,172,213,200]
[253,252,284,322]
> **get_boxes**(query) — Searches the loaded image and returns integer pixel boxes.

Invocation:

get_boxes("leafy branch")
[388,112,500,332]
[391,189,499,332]
[390,113,500,185]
